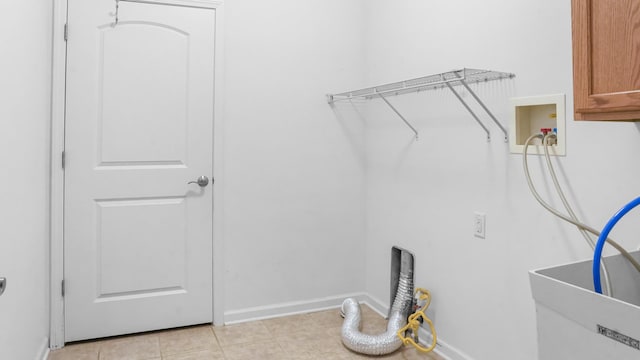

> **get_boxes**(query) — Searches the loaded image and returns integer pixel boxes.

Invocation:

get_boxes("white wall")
[4,2,638,358]
[360,1,640,359]
[0,0,52,359]
[0,0,370,355]
[221,0,368,317]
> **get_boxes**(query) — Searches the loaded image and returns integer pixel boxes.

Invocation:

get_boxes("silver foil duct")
[340,250,414,355]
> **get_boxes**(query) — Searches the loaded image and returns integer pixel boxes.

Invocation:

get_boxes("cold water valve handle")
[593,196,640,294]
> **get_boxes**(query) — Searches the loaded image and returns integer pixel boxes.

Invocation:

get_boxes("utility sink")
[529,251,640,359]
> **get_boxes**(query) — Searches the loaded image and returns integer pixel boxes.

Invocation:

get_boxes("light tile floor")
[49,305,443,360]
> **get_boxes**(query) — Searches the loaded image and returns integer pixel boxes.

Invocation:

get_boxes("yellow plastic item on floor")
[397,287,437,353]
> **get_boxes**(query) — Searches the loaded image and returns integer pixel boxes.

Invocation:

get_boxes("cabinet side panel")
[572,0,590,119]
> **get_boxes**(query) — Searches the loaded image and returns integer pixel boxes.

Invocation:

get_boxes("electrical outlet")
[474,212,486,238]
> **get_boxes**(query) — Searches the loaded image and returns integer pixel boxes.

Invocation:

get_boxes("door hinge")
[61,280,65,297]
[61,151,66,169]
[64,23,68,42]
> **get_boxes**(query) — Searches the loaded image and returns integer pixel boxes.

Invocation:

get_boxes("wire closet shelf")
[326,68,515,141]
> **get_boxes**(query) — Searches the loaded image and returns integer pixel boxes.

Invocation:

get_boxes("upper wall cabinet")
[572,0,640,121]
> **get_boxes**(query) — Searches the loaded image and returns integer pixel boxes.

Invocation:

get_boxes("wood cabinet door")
[572,0,640,120]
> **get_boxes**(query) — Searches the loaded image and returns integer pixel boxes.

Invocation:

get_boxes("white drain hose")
[340,252,414,355]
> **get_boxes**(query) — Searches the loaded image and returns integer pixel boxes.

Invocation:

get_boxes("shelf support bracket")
[445,82,491,142]
[378,93,419,140]
[327,69,514,142]
[459,80,508,142]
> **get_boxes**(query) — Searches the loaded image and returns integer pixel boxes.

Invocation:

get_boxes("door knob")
[0,277,6,296]
[188,175,209,187]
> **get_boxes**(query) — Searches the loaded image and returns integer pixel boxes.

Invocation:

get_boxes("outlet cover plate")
[474,212,486,239]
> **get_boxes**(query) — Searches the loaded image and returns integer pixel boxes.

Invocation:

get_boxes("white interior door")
[64,0,215,342]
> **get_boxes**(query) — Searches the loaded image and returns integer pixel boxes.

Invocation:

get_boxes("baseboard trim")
[223,293,474,360]
[359,293,388,318]
[344,294,473,360]
[223,292,369,324]
[37,337,50,360]
[416,326,475,360]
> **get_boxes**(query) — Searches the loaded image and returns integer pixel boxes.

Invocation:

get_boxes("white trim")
[360,293,389,318]
[358,294,473,360]
[211,2,226,327]
[220,292,473,360]
[416,326,475,360]
[36,337,50,360]
[346,294,473,360]
[49,0,227,346]
[223,293,369,325]
[49,0,68,350]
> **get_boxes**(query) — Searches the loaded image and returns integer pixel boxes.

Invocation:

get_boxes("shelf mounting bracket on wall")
[378,93,419,140]
[445,81,491,142]
[327,68,514,142]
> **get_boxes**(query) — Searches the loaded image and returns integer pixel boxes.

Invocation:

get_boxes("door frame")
[49,0,226,349]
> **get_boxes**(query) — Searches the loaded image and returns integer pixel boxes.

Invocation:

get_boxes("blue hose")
[593,197,640,294]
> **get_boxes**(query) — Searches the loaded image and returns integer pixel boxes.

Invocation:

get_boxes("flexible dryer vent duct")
[340,248,414,355]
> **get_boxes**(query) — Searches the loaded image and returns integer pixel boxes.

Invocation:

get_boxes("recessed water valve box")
[509,94,565,156]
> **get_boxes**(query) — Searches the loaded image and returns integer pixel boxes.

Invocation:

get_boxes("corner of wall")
[36,337,50,360]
